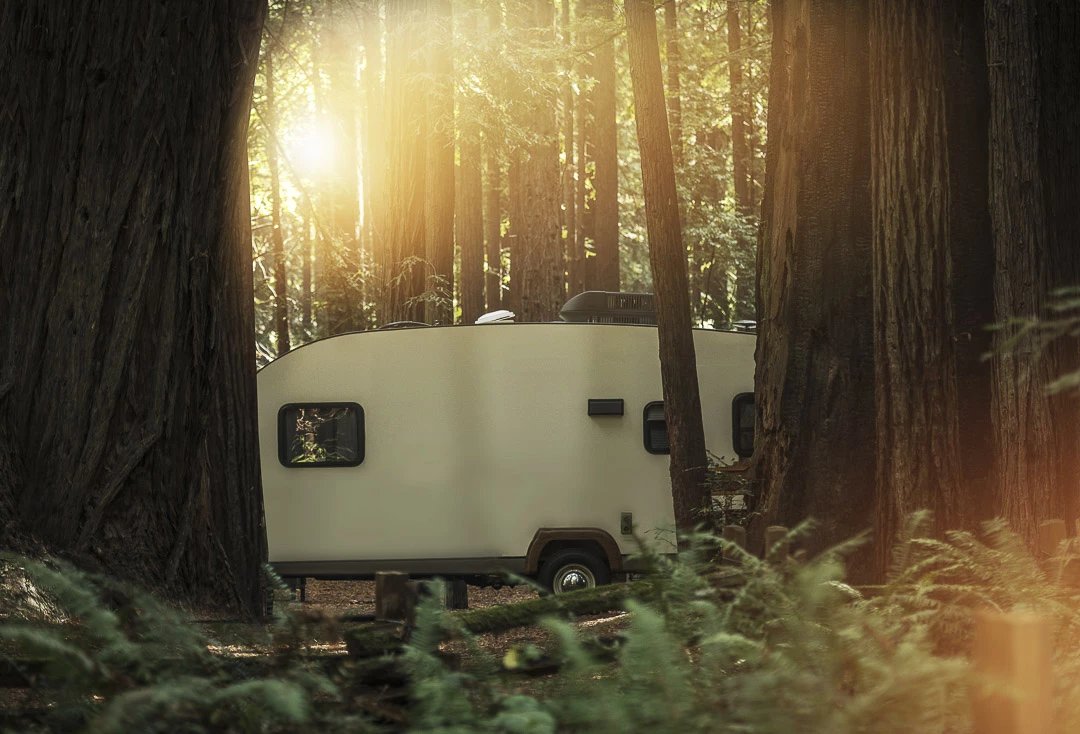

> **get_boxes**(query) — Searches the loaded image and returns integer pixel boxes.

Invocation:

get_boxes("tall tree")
[484,0,505,313]
[516,0,564,322]
[325,0,363,333]
[754,0,876,574]
[664,0,682,164]
[458,7,486,325]
[624,0,708,534]
[589,0,619,292]
[425,0,456,325]
[264,43,291,356]
[985,0,1080,539]
[562,0,582,300]
[383,0,428,323]
[727,0,749,213]
[869,0,963,571]
[361,0,386,308]
[0,0,267,612]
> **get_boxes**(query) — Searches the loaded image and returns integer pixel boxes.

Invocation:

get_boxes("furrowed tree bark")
[589,0,620,292]
[517,0,564,323]
[754,0,875,578]
[869,0,963,574]
[424,0,456,325]
[945,0,994,530]
[0,0,268,613]
[264,46,291,356]
[624,0,709,535]
[985,0,1080,541]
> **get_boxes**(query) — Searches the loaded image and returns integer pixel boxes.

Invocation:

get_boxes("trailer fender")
[525,528,623,575]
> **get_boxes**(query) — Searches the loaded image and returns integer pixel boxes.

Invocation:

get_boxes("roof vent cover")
[559,291,657,325]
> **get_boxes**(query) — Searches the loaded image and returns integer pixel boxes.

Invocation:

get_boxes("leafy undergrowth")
[4,515,1080,732]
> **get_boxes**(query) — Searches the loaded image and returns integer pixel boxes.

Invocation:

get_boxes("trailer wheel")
[538,548,611,595]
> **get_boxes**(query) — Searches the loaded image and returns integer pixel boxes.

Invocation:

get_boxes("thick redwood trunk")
[869,0,963,572]
[424,0,456,325]
[985,0,1080,540]
[755,0,875,576]
[0,0,268,613]
[517,0,564,323]
[624,0,708,536]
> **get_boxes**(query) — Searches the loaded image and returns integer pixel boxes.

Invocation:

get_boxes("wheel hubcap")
[553,564,596,594]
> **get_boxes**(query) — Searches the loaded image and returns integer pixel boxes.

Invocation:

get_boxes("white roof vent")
[475,309,516,324]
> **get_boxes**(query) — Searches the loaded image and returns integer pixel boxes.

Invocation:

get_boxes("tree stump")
[375,571,411,622]
[444,578,469,610]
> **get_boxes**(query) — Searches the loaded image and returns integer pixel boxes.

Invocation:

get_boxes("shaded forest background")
[247,0,766,363]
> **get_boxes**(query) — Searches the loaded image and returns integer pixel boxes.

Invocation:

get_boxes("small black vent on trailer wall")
[559,291,657,325]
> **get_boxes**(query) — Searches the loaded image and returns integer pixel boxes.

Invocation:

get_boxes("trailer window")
[278,403,364,467]
[732,393,755,458]
[643,402,669,454]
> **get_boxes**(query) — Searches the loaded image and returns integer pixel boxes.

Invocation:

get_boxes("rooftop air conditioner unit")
[559,291,657,325]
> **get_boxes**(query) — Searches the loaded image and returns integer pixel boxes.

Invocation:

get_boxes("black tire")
[538,548,612,595]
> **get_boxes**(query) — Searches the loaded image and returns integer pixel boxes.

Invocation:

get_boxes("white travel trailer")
[258,294,756,594]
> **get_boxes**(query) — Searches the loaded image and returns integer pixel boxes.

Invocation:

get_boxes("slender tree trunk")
[754,0,875,577]
[562,0,580,300]
[517,0,564,322]
[425,0,456,325]
[484,1,505,313]
[0,0,268,613]
[507,148,523,315]
[985,0,1080,541]
[484,135,504,312]
[265,48,291,356]
[302,206,313,332]
[458,12,485,326]
[362,0,386,324]
[575,17,591,293]
[624,0,708,536]
[727,0,749,212]
[665,1,681,165]
[869,0,963,573]
[311,6,330,333]
[590,0,619,292]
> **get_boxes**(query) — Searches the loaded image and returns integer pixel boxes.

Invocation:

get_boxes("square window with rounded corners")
[643,401,670,454]
[278,403,364,468]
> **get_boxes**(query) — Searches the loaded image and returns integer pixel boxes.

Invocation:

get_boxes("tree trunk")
[985,0,1080,541]
[664,0,682,165]
[754,0,875,577]
[945,0,994,530]
[458,12,485,326]
[484,134,504,312]
[384,0,428,324]
[624,0,708,536]
[265,47,291,356]
[869,0,963,573]
[302,206,313,333]
[589,0,619,292]
[562,0,581,301]
[727,0,749,212]
[575,31,591,294]
[362,0,386,321]
[424,0,456,325]
[517,0,564,323]
[326,0,362,333]
[0,0,268,614]
[484,1,505,314]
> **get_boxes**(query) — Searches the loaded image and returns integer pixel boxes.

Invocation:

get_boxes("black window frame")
[278,402,365,468]
[642,401,669,454]
[731,392,755,459]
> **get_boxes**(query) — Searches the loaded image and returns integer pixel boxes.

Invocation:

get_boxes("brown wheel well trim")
[524,528,623,575]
